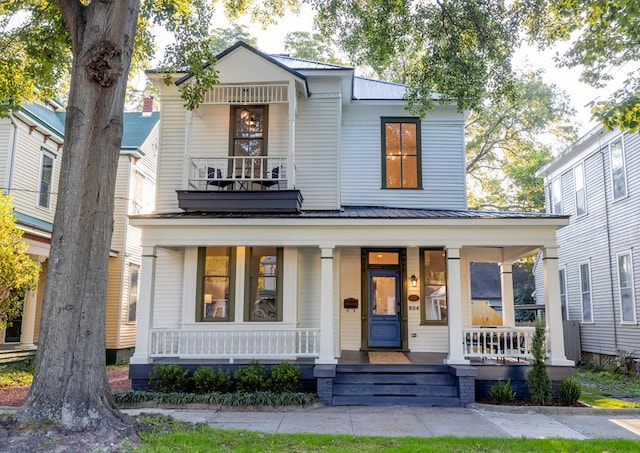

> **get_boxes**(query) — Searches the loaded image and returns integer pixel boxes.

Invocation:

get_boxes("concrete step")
[332,395,460,407]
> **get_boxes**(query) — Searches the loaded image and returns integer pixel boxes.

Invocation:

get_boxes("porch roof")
[134,206,569,221]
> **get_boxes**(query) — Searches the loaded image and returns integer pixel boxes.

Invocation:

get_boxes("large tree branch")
[55,0,85,44]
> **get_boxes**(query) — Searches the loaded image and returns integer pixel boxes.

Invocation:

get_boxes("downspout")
[599,134,619,354]
[4,114,19,194]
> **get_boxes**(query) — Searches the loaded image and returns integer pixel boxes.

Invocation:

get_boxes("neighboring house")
[129,41,572,405]
[537,126,640,362]
[0,101,159,364]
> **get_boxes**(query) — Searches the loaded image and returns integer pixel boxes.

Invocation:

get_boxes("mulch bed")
[0,367,131,407]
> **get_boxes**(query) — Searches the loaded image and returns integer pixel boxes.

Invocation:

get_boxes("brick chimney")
[142,97,154,116]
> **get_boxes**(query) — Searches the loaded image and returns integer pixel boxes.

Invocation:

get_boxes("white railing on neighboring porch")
[463,327,537,360]
[150,328,319,360]
[189,157,288,191]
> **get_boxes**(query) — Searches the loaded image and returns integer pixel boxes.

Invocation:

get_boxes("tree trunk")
[17,0,141,431]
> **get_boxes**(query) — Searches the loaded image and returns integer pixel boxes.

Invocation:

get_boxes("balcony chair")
[207,167,233,190]
[258,166,281,190]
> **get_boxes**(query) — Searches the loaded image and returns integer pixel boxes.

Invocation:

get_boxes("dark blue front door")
[368,270,401,348]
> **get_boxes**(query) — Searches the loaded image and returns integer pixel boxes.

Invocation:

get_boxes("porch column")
[19,255,46,349]
[543,247,573,366]
[316,246,337,364]
[445,247,470,365]
[130,246,157,365]
[499,262,515,327]
[287,80,296,189]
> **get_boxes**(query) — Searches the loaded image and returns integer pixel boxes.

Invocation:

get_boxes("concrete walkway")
[121,405,640,439]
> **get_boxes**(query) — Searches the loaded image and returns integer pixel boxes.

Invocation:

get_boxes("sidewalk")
[121,404,640,439]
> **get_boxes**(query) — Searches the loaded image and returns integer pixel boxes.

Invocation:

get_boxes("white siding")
[152,248,185,328]
[297,247,320,329]
[190,104,229,158]
[295,95,340,209]
[155,95,187,212]
[0,119,10,188]
[341,105,467,210]
[339,247,361,350]
[8,120,60,223]
[544,129,640,357]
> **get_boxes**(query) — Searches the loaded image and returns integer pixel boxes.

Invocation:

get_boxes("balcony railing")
[189,157,288,191]
[463,327,540,361]
[150,328,319,361]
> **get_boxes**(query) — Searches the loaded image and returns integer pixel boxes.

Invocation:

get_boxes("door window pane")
[372,276,397,315]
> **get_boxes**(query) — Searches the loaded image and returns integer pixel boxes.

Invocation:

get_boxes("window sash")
[610,139,627,200]
[580,263,593,322]
[618,253,636,323]
[574,164,586,216]
[197,247,234,322]
[382,118,421,189]
[552,178,562,214]
[421,248,447,324]
[38,152,54,208]
[559,267,567,321]
[231,105,267,157]
[246,247,282,322]
[128,265,139,323]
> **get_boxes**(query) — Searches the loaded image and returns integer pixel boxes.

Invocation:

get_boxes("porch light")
[410,274,417,287]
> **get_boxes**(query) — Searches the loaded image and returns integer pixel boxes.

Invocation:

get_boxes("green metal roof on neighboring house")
[14,211,53,233]
[20,103,66,137]
[121,111,160,149]
[29,109,159,151]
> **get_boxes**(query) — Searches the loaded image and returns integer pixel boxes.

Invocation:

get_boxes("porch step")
[332,364,460,407]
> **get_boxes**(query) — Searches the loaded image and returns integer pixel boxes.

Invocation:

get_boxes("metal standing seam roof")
[134,206,570,220]
[23,109,159,150]
[352,77,407,100]
[270,54,352,71]
[19,103,66,137]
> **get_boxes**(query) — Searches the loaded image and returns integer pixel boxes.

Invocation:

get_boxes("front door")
[368,270,401,348]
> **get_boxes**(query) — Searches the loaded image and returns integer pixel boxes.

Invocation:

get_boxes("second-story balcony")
[176,156,303,213]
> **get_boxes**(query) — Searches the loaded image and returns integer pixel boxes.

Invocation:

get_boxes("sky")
[202,4,601,139]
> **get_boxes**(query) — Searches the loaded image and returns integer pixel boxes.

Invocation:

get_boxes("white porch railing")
[150,328,319,360]
[463,327,537,361]
[189,157,288,191]
[202,84,289,104]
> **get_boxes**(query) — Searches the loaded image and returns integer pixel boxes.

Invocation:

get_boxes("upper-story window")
[609,137,627,200]
[381,117,421,189]
[551,178,562,214]
[131,171,145,215]
[574,163,587,216]
[231,105,267,157]
[38,150,55,209]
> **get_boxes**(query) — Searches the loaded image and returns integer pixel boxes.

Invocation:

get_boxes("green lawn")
[574,368,640,408]
[134,419,640,452]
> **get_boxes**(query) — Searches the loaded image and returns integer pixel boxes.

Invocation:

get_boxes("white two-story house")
[0,101,159,364]
[537,126,640,364]
[130,42,572,405]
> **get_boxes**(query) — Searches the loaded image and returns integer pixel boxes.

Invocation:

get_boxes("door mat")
[368,351,412,364]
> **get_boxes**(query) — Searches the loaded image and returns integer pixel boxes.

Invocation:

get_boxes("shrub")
[489,379,515,404]
[193,366,233,394]
[526,317,552,405]
[270,362,301,393]
[234,361,270,393]
[559,378,582,406]
[149,364,190,393]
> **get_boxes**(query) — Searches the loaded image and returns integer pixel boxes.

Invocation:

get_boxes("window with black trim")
[246,246,282,322]
[231,105,267,158]
[421,248,447,324]
[382,117,421,189]
[197,247,234,321]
